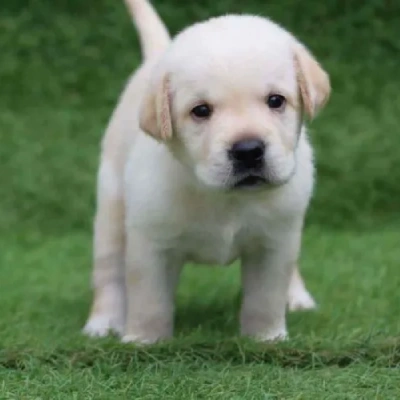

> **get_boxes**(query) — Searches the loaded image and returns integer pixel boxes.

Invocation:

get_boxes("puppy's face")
[169,51,301,190]
[140,16,330,191]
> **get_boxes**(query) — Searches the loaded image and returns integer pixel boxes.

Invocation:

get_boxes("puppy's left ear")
[139,75,173,141]
[293,44,331,119]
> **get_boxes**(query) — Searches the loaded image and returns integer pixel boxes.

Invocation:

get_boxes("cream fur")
[83,0,330,343]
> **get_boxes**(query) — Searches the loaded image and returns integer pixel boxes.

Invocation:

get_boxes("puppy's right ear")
[139,75,173,141]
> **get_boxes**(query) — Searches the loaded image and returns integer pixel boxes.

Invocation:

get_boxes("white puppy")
[83,0,330,344]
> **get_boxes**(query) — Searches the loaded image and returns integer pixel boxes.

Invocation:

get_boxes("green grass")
[1,228,400,398]
[1,0,400,398]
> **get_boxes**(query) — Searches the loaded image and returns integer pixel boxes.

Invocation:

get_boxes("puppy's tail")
[123,0,171,60]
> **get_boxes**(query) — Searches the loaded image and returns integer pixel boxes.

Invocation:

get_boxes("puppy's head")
[140,15,330,191]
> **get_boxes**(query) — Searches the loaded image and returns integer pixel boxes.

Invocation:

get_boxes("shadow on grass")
[2,292,399,371]
[3,287,398,372]
[1,336,399,372]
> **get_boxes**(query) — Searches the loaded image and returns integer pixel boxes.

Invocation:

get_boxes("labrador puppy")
[83,0,330,344]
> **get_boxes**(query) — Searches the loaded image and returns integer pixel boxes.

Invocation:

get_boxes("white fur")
[83,0,330,343]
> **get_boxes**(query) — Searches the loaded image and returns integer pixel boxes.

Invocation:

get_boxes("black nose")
[229,139,265,169]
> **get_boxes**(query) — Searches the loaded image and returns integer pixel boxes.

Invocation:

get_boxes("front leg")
[240,230,301,341]
[83,160,126,338]
[122,231,182,344]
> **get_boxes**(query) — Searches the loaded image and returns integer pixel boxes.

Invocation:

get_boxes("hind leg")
[83,161,126,337]
[287,266,316,311]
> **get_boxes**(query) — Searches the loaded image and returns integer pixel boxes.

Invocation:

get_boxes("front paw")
[83,310,124,338]
[253,329,288,342]
[241,313,288,342]
[121,333,159,345]
[121,317,173,345]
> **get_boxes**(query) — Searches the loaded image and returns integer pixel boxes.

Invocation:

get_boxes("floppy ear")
[293,44,331,119]
[139,75,173,141]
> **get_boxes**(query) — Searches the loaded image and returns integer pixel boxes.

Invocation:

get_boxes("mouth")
[233,175,267,189]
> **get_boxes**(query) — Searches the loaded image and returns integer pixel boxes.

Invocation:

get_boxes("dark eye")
[191,104,212,119]
[266,94,286,110]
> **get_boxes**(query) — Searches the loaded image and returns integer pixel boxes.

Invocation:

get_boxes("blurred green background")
[1,0,400,235]
[1,1,400,398]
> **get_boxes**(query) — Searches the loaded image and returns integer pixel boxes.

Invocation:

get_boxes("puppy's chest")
[173,213,264,266]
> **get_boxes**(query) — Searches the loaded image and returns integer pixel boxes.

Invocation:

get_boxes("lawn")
[1,0,400,398]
